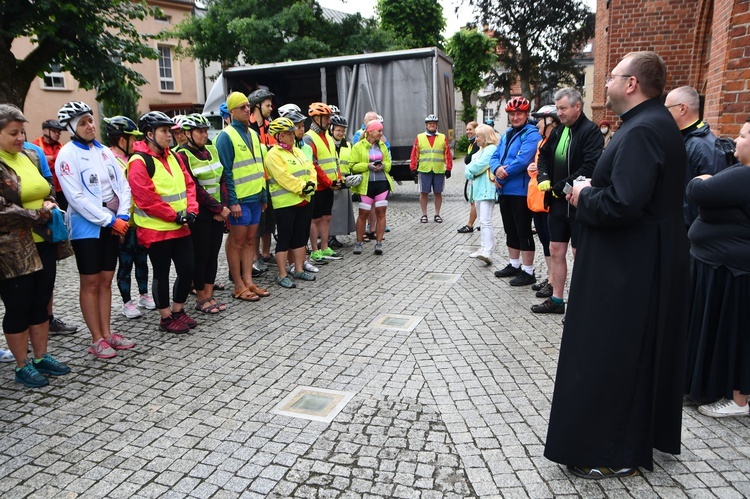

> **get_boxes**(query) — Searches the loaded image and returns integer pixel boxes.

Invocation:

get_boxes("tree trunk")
[0,74,31,109]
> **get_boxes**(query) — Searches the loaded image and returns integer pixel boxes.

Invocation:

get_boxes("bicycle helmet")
[286,111,307,124]
[171,115,188,130]
[505,97,531,112]
[424,114,438,123]
[176,114,209,130]
[104,116,142,138]
[189,113,211,129]
[138,111,175,134]
[268,117,296,136]
[308,102,332,117]
[328,105,341,115]
[278,103,301,117]
[249,89,274,108]
[330,115,348,128]
[376,114,384,122]
[484,118,495,127]
[58,101,93,125]
[531,105,559,122]
[42,119,65,131]
[344,174,362,188]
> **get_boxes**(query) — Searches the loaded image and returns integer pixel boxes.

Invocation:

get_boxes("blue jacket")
[464,144,498,202]
[490,123,541,197]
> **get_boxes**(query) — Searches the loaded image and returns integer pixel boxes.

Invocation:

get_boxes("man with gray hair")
[664,85,723,226]
[533,87,603,315]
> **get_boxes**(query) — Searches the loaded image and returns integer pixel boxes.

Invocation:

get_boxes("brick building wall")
[593,0,749,138]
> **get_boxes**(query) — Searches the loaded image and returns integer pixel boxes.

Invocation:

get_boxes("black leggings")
[191,218,225,291]
[0,242,56,334]
[148,236,194,310]
[533,212,551,257]
[499,195,535,251]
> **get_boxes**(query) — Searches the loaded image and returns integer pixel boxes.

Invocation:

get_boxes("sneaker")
[385,226,391,233]
[698,398,750,418]
[531,298,566,314]
[121,300,143,319]
[476,252,492,265]
[251,262,266,277]
[0,348,14,363]
[108,333,136,350]
[261,255,277,266]
[328,236,344,249]
[468,250,481,258]
[293,271,316,281]
[49,317,78,335]
[509,270,536,286]
[494,264,522,278]
[567,466,639,480]
[15,361,49,388]
[310,250,327,264]
[277,276,297,288]
[353,242,363,255]
[159,316,190,334]
[535,282,553,298]
[531,278,548,291]
[138,294,156,310]
[321,247,343,260]
[374,242,383,255]
[89,339,117,359]
[33,354,71,376]
[254,258,268,273]
[173,310,197,329]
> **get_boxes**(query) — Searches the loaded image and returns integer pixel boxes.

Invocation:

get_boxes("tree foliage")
[0,0,159,108]
[173,0,400,69]
[446,28,496,124]
[466,0,594,103]
[377,0,446,49]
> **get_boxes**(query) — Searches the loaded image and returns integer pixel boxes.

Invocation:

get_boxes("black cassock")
[544,98,690,471]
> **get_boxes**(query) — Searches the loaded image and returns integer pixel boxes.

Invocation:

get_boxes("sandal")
[213,282,226,291]
[195,298,220,314]
[233,288,260,302]
[434,215,443,223]
[248,283,270,297]
[457,225,474,233]
[362,233,371,242]
[366,231,377,241]
[420,215,428,223]
[210,298,227,312]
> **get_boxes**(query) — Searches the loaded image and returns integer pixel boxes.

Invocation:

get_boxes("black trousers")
[148,236,194,309]
[190,218,225,291]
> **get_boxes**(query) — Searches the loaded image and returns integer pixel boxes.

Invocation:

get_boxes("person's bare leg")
[242,224,259,288]
[276,251,289,278]
[508,247,521,261]
[733,390,749,407]
[356,209,369,241]
[80,274,104,342]
[292,247,307,273]
[319,215,331,251]
[309,219,320,252]
[521,250,535,267]
[227,225,248,292]
[549,242,568,300]
[98,271,115,340]
[5,331,30,368]
[467,202,477,227]
[367,211,376,233]
[419,193,428,217]
[28,322,49,358]
[375,207,387,242]
[434,193,443,217]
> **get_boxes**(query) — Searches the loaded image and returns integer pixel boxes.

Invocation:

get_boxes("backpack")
[131,152,157,178]
[715,136,739,171]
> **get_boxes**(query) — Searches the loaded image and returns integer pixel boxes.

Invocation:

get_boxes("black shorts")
[259,201,276,235]
[72,227,120,275]
[548,204,580,247]
[366,180,390,198]
[275,203,313,253]
[311,189,334,219]
[0,242,56,334]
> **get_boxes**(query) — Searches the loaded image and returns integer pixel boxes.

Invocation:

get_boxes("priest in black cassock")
[544,51,690,480]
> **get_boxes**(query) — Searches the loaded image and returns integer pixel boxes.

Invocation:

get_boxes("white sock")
[509,258,521,268]
[522,265,534,275]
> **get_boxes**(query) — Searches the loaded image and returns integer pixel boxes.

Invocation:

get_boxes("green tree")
[377,0,445,49]
[467,0,594,102]
[0,0,159,108]
[173,0,399,68]
[99,86,140,146]
[446,28,496,124]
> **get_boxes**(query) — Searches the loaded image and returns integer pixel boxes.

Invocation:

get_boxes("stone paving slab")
[1,162,749,497]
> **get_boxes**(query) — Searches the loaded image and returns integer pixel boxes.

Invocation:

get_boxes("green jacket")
[348,139,394,195]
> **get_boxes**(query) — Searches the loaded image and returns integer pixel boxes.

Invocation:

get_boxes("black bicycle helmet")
[249,89,275,108]
[330,115,348,128]
[104,116,142,138]
[138,111,175,134]
[42,119,65,131]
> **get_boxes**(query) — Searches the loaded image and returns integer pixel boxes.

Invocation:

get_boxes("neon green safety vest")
[305,130,339,182]
[182,144,223,203]
[130,152,187,231]
[416,133,447,173]
[222,125,265,199]
[267,146,314,209]
[337,143,352,175]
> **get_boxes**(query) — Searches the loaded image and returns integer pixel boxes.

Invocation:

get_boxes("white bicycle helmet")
[344,174,363,188]
[424,114,438,123]
[58,101,93,125]
[278,103,301,117]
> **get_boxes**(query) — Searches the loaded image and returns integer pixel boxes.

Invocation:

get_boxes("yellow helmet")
[269,117,296,136]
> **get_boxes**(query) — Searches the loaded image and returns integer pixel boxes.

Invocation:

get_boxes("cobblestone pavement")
[1,161,750,498]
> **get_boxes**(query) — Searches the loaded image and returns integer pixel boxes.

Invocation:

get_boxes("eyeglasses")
[665,103,683,109]
[606,74,633,83]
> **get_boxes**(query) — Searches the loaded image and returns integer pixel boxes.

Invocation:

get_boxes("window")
[155,13,172,23]
[43,63,66,90]
[158,46,175,92]
[483,108,495,124]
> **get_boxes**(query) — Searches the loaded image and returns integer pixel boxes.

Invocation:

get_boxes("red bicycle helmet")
[505,97,531,113]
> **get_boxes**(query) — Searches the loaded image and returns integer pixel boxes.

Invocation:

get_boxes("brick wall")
[593,0,749,137]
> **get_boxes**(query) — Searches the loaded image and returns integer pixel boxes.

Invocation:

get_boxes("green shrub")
[455,134,470,154]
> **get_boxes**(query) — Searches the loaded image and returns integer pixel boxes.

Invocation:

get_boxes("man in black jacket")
[532,88,603,314]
